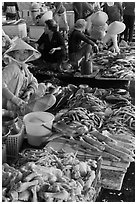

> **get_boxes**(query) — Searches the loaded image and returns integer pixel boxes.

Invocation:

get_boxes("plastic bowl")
[2,109,18,126]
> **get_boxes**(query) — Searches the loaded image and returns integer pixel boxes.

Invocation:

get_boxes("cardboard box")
[2,22,27,39]
[66,11,74,30]
[29,25,45,40]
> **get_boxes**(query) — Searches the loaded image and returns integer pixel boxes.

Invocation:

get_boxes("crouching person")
[36,19,66,72]
[68,19,99,70]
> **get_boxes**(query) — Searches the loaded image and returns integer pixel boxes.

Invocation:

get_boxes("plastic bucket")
[23,112,54,146]
[81,59,93,75]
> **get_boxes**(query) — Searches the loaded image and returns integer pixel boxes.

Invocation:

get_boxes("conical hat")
[107,2,114,6]
[40,11,53,24]
[31,2,40,10]
[90,11,108,26]
[107,21,126,35]
[4,37,41,62]
[74,19,87,31]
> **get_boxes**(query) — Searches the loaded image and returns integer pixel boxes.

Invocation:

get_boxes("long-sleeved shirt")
[37,31,66,63]
[2,62,38,109]
[73,2,94,20]
[122,2,135,16]
[54,2,66,14]
[103,2,123,23]
[68,29,95,53]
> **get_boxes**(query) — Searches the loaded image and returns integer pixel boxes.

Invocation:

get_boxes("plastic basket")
[6,124,24,158]
[2,144,7,163]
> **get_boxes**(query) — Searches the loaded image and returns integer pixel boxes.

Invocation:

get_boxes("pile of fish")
[2,148,101,202]
[46,84,135,164]
[96,59,134,79]
[92,48,135,80]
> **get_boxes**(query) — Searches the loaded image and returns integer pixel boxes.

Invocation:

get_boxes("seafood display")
[38,84,134,165]
[29,44,135,81]
[93,49,135,80]
[2,41,135,199]
[2,81,135,196]
[2,148,101,202]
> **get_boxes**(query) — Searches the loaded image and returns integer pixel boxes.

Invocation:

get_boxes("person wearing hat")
[68,19,99,70]
[53,2,69,37]
[89,11,108,42]
[30,2,41,24]
[36,19,66,71]
[2,37,41,114]
[103,21,126,53]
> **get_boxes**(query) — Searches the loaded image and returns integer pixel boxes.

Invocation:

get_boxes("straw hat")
[31,2,40,11]
[74,19,87,31]
[107,2,114,6]
[107,21,126,35]
[4,37,41,63]
[90,11,108,26]
[40,11,53,25]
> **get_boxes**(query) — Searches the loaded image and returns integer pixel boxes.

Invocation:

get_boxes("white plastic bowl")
[23,111,54,146]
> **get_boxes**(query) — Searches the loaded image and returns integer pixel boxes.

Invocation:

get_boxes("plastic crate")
[6,124,24,158]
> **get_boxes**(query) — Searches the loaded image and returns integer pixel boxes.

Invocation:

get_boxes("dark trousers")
[123,15,135,42]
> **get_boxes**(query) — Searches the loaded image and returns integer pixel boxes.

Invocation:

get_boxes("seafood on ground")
[2,149,102,202]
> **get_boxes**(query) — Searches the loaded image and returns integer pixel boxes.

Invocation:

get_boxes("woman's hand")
[11,96,28,115]
[49,48,56,54]
[18,100,28,115]
[21,90,32,102]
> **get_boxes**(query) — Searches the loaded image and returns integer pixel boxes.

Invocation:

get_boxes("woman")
[2,37,41,113]
[36,19,66,71]
[68,19,98,70]
[53,2,69,36]
[89,11,108,42]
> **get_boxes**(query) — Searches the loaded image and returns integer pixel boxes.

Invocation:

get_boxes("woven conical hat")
[90,11,108,25]
[5,37,41,62]
[107,21,126,35]
[40,11,53,25]
[107,2,114,6]
[31,2,40,10]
